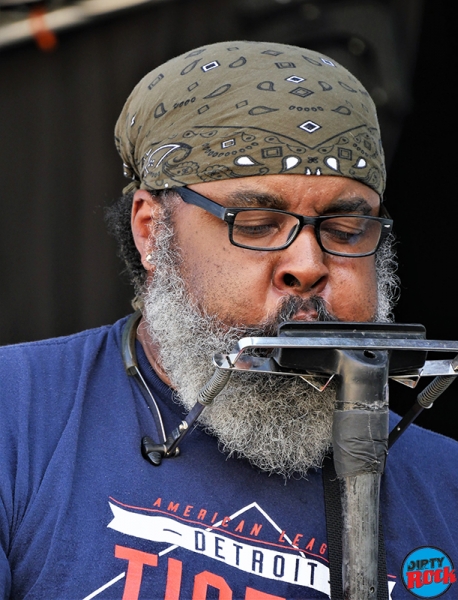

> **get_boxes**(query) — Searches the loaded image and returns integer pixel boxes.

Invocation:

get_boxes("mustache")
[243,295,338,338]
[277,295,337,323]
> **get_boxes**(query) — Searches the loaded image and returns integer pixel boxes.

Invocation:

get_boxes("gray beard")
[142,210,398,478]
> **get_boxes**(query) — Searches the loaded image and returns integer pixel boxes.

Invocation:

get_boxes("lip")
[290,310,319,322]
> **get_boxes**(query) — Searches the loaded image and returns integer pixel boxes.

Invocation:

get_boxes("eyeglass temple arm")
[176,187,227,220]
[379,202,391,219]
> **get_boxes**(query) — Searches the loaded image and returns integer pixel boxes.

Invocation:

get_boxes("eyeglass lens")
[231,211,382,255]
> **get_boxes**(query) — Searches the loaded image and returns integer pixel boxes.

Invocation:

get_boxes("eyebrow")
[223,190,375,215]
[322,198,375,215]
[224,190,288,210]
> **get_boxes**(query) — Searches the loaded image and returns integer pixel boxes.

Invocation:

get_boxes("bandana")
[115,40,385,196]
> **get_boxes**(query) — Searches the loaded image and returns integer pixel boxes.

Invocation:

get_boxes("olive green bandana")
[115,40,385,196]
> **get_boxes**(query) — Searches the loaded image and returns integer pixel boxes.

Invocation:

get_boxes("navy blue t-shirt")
[1,317,457,599]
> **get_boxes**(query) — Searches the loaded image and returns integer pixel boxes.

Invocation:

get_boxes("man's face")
[166,174,380,327]
[134,173,392,477]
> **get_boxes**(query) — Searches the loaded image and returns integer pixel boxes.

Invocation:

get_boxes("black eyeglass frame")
[176,186,393,258]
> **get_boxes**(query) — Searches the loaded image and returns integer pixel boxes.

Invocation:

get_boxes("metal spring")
[198,369,232,405]
[417,375,455,409]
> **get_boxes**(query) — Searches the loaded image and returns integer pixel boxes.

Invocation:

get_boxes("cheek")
[329,257,378,321]
[179,243,275,324]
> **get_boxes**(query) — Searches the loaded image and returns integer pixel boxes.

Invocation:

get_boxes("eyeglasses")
[176,187,393,258]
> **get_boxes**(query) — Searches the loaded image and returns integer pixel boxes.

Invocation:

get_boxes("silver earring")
[146,253,154,264]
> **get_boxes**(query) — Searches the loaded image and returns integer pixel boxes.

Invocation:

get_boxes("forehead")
[187,174,381,215]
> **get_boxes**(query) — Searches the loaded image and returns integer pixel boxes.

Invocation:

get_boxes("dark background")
[1,0,457,440]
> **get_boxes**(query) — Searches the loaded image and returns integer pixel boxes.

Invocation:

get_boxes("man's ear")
[131,189,162,271]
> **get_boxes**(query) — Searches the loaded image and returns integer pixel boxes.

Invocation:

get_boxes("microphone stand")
[331,348,389,600]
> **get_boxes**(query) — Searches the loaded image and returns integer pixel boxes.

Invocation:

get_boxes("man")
[0,41,456,600]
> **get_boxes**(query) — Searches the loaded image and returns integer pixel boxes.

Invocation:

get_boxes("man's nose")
[271,226,329,295]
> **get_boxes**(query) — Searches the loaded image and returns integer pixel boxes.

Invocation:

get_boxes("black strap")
[322,455,389,600]
[122,311,167,446]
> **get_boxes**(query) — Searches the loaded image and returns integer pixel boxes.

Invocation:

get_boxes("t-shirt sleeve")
[0,354,14,599]
[0,508,12,598]
[0,344,27,599]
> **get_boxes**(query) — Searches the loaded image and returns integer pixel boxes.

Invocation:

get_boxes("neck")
[136,315,174,387]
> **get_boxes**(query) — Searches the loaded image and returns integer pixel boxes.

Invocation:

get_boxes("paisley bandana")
[115,40,385,196]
